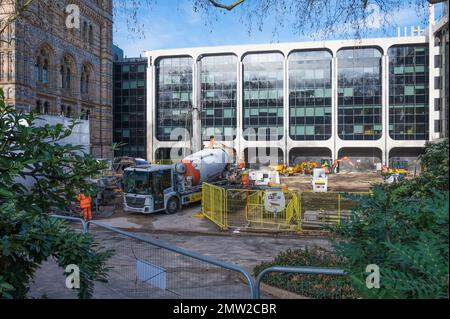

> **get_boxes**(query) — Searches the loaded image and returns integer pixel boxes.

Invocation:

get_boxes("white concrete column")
[284,54,289,165]
[332,55,338,161]
[382,54,389,166]
[191,58,201,153]
[236,57,244,162]
[428,4,438,141]
[146,56,155,162]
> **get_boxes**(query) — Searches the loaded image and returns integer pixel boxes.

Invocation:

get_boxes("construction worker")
[76,192,92,222]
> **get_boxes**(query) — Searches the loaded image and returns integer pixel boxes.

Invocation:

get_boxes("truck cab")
[123,165,180,214]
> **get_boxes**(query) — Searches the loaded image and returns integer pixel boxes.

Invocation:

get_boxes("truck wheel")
[166,197,179,215]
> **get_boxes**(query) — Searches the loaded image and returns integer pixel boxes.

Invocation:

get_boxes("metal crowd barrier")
[50,215,348,299]
[254,266,347,299]
[51,215,255,299]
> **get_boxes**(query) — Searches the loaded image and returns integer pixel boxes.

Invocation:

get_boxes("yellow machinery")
[272,164,302,177]
[299,161,318,175]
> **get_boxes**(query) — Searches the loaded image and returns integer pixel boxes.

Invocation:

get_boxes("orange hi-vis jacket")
[76,194,92,209]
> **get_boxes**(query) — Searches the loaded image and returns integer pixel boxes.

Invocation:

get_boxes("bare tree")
[193,0,445,38]
[0,0,446,43]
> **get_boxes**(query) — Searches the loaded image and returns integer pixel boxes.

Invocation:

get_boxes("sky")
[113,0,434,58]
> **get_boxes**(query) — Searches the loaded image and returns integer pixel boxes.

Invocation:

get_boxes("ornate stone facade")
[0,0,113,158]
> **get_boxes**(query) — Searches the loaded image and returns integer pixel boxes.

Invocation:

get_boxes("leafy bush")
[254,140,449,299]
[254,246,358,299]
[0,89,112,299]
[330,139,449,299]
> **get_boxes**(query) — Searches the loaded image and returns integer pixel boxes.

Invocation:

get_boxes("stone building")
[0,0,113,158]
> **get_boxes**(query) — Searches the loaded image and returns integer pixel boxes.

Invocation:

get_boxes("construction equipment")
[312,168,328,192]
[299,161,318,175]
[381,164,408,184]
[331,156,354,173]
[272,162,303,177]
[123,148,240,214]
[248,168,281,186]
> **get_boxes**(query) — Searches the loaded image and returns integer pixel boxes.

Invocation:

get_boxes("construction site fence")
[46,215,347,299]
[202,183,369,232]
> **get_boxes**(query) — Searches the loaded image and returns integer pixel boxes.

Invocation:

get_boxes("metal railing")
[50,215,255,299]
[202,183,228,229]
[49,215,349,299]
[51,214,89,233]
[299,191,368,229]
[254,266,347,299]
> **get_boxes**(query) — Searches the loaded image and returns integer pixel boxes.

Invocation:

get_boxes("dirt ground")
[281,171,383,192]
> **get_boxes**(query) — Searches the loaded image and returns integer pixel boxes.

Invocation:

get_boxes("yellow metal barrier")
[299,191,368,229]
[202,183,227,229]
[202,183,367,233]
[225,188,302,232]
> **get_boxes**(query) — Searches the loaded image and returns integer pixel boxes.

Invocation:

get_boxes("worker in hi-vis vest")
[76,192,92,222]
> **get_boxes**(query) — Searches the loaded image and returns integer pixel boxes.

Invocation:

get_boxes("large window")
[113,60,147,159]
[289,50,332,141]
[388,45,429,140]
[200,55,237,141]
[155,56,193,141]
[243,52,284,141]
[337,48,382,140]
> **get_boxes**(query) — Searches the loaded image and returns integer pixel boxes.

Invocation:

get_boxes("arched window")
[35,46,52,84]
[66,67,71,88]
[89,25,94,45]
[42,60,49,83]
[44,102,50,114]
[60,65,65,88]
[82,21,88,42]
[80,64,91,95]
[34,58,40,81]
[61,55,75,91]
[60,104,65,116]
[36,100,42,113]
[66,105,72,118]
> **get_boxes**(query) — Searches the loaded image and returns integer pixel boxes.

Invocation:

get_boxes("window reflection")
[200,55,238,141]
[388,45,429,140]
[156,56,193,141]
[289,50,332,141]
[337,48,382,140]
[243,52,284,141]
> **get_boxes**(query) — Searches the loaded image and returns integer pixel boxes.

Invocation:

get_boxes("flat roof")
[145,35,427,57]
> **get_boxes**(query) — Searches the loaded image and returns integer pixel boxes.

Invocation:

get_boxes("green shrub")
[254,246,358,299]
[0,89,112,299]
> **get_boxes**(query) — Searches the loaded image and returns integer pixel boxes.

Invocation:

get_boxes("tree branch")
[0,0,35,44]
[207,0,246,11]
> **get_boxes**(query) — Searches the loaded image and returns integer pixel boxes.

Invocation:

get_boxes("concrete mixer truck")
[122,148,237,214]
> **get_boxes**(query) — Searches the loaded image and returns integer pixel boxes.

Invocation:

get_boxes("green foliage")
[330,139,449,299]
[253,246,358,299]
[0,88,112,299]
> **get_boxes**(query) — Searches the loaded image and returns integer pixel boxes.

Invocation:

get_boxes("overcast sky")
[113,0,432,58]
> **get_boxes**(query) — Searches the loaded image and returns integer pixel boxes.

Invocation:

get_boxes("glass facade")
[200,55,238,141]
[243,52,284,141]
[388,45,429,140]
[155,56,193,141]
[113,59,147,158]
[338,48,383,140]
[289,50,332,140]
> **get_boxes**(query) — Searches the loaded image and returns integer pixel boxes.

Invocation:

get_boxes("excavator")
[330,156,355,174]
